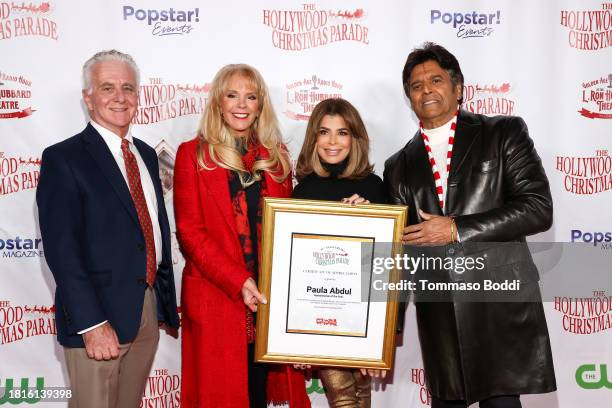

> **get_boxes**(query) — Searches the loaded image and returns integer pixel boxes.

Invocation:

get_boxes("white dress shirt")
[79,121,162,335]
[423,117,453,213]
[423,116,461,240]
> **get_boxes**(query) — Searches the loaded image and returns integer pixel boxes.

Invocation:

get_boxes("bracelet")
[450,218,457,243]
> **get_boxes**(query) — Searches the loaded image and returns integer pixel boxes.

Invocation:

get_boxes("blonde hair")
[196,64,290,187]
[296,98,373,181]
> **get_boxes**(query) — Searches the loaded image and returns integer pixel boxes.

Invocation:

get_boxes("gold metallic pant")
[319,368,372,408]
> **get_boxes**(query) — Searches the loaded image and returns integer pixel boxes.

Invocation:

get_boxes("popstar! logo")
[554,291,612,334]
[0,300,56,345]
[579,75,612,119]
[122,6,199,36]
[556,150,612,195]
[430,9,501,39]
[312,246,349,266]
[576,364,612,389]
[132,78,209,125]
[0,152,40,196]
[571,230,612,248]
[0,1,58,40]
[0,376,44,404]
[141,368,180,408]
[462,82,515,116]
[284,75,343,120]
[0,236,44,258]
[0,71,35,119]
[262,4,369,51]
[410,368,432,406]
[560,5,612,51]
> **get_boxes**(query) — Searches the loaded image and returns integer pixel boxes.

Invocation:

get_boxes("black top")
[293,160,387,204]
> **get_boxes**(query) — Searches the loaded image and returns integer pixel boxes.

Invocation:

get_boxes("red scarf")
[419,110,459,212]
[229,142,311,408]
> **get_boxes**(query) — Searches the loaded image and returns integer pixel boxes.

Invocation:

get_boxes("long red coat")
[174,138,308,407]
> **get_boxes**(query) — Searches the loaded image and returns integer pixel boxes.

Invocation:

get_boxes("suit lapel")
[448,111,480,178]
[406,132,444,216]
[202,164,239,238]
[446,111,481,214]
[82,124,140,227]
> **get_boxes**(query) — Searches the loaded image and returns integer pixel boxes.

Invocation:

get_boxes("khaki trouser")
[64,288,159,408]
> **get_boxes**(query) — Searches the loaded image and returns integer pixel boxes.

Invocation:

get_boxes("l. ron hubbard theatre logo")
[0,71,35,119]
[284,75,343,120]
[579,74,612,119]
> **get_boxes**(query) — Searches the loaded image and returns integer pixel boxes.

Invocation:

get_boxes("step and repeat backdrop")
[1,0,611,407]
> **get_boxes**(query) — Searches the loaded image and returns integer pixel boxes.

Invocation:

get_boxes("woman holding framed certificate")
[173,64,309,408]
[292,98,388,408]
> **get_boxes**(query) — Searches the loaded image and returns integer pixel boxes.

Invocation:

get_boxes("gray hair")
[82,49,140,93]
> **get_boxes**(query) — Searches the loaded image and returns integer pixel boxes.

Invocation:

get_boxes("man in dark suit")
[384,43,556,408]
[37,49,179,408]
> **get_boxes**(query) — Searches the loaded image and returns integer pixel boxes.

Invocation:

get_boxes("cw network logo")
[0,236,44,258]
[305,377,325,395]
[0,377,44,404]
[576,364,612,389]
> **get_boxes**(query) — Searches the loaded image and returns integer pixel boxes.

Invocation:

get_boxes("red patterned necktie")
[121,138,156,286]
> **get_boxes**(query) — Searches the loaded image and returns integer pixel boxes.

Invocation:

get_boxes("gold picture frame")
[255,198,408,370]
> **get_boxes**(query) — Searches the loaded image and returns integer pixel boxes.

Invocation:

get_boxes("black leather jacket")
[384,110,556,403]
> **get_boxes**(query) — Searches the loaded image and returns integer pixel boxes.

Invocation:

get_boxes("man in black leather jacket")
[384,42,556,408]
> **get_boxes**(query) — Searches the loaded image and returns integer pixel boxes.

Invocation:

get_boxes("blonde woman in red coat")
[174,64,310,408]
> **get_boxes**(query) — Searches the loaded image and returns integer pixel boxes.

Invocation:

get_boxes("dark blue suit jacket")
[36,124,180,347]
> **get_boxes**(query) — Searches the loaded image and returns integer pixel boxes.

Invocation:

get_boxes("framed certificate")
[255,198,408,370]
